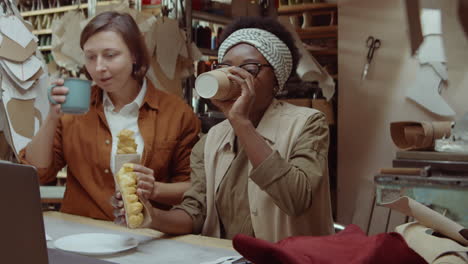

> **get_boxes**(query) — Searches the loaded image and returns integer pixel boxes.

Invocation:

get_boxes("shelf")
[278,3,337,15]
[32,29,52,35]
[192,10,232,25]
[308,48,337,56]
[38,45,52,51]
[199,48,218,57]
[297,25,337,39]
[20,1,120,17]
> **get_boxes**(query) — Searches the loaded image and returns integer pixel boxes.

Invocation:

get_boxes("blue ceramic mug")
[48,78,91,114]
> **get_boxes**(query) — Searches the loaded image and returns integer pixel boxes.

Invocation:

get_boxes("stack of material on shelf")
[0,0,50,158]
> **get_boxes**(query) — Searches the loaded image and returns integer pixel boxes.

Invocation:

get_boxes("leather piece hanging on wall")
[6,98,42,139]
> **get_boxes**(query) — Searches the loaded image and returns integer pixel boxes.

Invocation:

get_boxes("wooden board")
[396,151,468,162]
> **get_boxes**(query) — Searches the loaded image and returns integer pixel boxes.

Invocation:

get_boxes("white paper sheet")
[421,8,442,36]
[0,72,49,153]
[406,7,454,117]
[407,64,455,116]
[33,72,51,123]
[0,16,35,48]
[0,61,37,91]
[418,35,446,63]
[2,55,42,82]
[430,62,448,81]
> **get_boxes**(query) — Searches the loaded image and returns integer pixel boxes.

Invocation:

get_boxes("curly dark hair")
[219,16,301,79]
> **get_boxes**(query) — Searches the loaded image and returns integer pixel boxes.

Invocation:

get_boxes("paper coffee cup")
[195,69,240,101]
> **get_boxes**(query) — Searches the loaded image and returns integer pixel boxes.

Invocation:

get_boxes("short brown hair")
[80,11,150,84]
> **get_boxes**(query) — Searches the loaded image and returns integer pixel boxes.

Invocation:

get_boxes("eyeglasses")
[213,62,272,78]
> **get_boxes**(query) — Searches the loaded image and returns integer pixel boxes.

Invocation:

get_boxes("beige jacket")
[201,99,334,242]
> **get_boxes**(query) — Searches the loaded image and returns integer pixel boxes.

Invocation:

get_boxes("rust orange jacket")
[20,80,200,220]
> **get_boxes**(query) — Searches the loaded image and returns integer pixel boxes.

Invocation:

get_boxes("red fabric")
[233,224,427,264]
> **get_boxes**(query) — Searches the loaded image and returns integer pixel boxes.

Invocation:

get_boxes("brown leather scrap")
[390,121,452,150]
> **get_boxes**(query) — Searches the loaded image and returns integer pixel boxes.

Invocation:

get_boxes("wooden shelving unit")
[32,29,53,35]
[38,45,52,51]
[278,3,338,76]
[192,10,232,25]
[20,0,121,17]
[297,25,337,39]
[21,1,122,54]
[308,48,338,56]
[198,48,218,57]
[278,3,337,15]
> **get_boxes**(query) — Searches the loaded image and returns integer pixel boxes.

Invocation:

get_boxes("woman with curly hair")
[114,16,334,242]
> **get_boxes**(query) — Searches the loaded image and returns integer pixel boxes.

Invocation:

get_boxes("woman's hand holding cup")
[209,67,255,122]
[47,78,92,117]
[48,79,68,120]
[195,66,256,121]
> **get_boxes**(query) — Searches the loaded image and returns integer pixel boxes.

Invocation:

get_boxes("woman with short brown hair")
[20,11,200,220]
[79,12,149,84]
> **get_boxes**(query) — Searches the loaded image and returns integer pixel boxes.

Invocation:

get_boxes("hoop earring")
[132,63,137,77]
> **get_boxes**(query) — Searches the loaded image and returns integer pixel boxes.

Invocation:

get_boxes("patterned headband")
[218,28,293,91]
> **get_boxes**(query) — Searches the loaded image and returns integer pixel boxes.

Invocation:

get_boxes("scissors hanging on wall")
[361,36,381,80]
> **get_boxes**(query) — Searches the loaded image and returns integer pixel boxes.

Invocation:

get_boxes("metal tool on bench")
[379,166,432,177]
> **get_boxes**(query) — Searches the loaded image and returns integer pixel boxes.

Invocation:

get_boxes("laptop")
[0,161,115,264]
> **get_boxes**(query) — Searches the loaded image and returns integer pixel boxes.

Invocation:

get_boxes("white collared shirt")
[103,79,147,174]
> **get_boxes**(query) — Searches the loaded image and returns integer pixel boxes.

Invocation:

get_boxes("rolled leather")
[390,121,452,150]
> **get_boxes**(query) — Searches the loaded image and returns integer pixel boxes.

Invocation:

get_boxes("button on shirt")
[103,80,146,174]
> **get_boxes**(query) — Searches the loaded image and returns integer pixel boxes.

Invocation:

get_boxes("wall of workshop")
[337,0,468,230]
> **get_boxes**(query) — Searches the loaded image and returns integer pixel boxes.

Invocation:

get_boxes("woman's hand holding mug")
[48,79,68,120]
[48,78,92,117]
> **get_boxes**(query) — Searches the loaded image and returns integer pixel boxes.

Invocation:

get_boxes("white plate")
[54,233,138,256]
